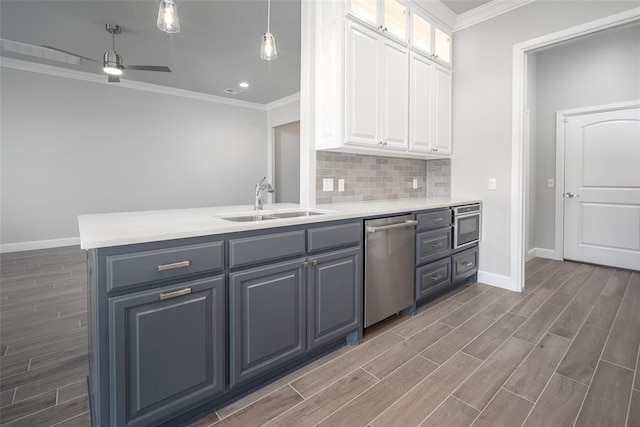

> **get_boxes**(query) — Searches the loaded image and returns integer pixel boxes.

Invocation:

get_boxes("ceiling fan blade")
[108,74,120,83]
[124,65,171,72]
[42,45,101,64]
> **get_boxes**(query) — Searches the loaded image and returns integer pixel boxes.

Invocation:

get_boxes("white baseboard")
[0,237,80,253]
[477,270,520,292]
[529,247,561,260]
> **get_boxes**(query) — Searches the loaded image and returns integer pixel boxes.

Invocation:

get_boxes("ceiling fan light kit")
[260,0,277,60]
[157,0,180,34]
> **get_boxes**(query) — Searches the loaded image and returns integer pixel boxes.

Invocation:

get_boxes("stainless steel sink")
[271,211,325,218]
[221,214,278,222]
[219,210,327,222]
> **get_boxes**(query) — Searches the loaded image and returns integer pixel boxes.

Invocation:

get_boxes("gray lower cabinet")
[109,275,226,427]
[229,259,307,387]
[416,257,452,301]
[308,247,361,349]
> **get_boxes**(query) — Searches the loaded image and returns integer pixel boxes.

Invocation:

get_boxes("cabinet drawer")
[452,246,478,283]
[107,241,224,292]
[416,227,452,265]
[416,209,451,231]
[228,230,305,269]
[416,257,452,302]
[307,222,362,253]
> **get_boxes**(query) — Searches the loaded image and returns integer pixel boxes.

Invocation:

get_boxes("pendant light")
[260,0,277,60]
[157,0,180,33]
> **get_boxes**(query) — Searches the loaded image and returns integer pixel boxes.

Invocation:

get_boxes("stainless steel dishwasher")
[364,214,418,328]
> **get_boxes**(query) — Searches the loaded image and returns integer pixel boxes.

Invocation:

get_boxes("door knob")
[564,192,580,198]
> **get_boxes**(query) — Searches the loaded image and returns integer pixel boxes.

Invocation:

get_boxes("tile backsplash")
[316,152,451,204]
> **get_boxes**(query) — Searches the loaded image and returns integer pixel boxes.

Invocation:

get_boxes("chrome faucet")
[254,176,276,211]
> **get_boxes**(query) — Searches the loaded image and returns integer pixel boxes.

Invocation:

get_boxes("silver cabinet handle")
[367,220,418,233]
[564,192,580,198]
[432,217,444,222]
[302,261,309,268]
[463,262,474,267]
[312,259,318,266]
[159,287,192,300]
[431,274,443,281]
[431,242,444,248]
[157,260,190,272]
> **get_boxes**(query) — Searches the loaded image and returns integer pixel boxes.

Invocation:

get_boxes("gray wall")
[0,67,268,246]
[451,0,639,278]
[532,24,640,251]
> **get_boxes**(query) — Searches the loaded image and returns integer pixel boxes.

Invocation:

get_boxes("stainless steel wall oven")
[453,204,481,249]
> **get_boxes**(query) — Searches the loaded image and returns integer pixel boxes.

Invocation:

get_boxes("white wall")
[533,24,640,251]
[0,67,268,247]
[451,1,639,280]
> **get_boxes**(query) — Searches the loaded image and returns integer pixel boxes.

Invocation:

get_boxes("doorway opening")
[513,8,640,291]
[273,121,301,203]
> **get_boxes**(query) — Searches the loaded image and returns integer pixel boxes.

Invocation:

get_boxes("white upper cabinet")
[408,52,451,155]
[347,0,408,42]
[314,0,451,159]
[345,21,408,151]
[411,7,452,66]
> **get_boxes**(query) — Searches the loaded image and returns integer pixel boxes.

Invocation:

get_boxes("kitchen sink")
[221,214,278,222]
[219,210,327,222]
[270,211,325,218]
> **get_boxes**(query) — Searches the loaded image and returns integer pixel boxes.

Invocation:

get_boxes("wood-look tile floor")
[1,248,638,427]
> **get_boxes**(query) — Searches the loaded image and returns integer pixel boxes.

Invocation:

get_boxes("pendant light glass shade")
[260,0,277,60]
[260,32,277,60]
[157,0,180,33]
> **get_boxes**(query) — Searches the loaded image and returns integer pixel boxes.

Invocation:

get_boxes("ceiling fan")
[44,23,171,83]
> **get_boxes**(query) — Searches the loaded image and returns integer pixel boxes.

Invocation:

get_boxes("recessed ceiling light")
[239,82,249,88]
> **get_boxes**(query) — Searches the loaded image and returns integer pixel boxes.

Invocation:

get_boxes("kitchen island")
[79,198,479,427]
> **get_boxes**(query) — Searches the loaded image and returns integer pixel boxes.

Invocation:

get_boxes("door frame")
[511,7,640,291]
[553,100,640,261]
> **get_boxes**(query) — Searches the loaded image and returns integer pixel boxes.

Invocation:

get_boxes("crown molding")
[415,1,458,30]
[454,0,537,32]
[0,56,268,111]
[266,92,300,111]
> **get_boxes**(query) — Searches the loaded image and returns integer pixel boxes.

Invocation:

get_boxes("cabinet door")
[380,37,409,150]
[229,259,306,387]
[345,21,380,147]
[109,276,225,427]
[409,51,433,153]
[433,65,452,155]
[308,247,362,349]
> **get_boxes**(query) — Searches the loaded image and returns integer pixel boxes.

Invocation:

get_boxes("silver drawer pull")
[432,217,444,222]
[312,259,318,266]
[431,243,444,248]
[159,287,192,300]
[157,260,191,272]
[431,274,443,281]
[463,262,474,268]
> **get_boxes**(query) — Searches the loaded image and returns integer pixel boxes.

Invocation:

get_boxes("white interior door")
[563,106,640,270]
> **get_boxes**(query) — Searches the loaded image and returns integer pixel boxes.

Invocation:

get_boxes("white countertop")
[78,197,480,249]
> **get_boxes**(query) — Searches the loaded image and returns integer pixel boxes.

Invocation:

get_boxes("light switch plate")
[413,178,418,189]
[488,179,497,190]
[338,179,345,192]
[322,178,334,192]
[547,179,555,188]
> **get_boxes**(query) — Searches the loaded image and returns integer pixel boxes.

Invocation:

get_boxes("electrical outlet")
[322,178,334,192]
[488,179,497,190]
[547,179,555,188]
[338,179,345,192]
[413,178,418,189]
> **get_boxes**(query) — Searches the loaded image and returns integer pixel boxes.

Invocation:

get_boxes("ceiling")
[440,0,492,15]
[0,1,492,105]
[0,0,301,105]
